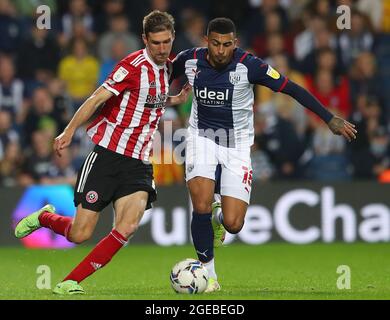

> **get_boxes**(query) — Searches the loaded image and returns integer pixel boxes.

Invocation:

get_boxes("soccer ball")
[170,258,209,294]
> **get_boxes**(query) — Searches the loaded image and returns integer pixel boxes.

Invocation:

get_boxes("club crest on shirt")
[266,65,280,79]
[229,72,241,85]
[113,66,129,82]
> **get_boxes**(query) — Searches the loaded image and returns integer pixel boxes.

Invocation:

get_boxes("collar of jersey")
[143,48,165,70]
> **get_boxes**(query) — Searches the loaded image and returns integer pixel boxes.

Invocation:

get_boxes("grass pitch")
[1,243,389,300]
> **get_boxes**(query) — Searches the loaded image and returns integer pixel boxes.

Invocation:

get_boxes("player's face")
[206,32,237,69]
[143,30,175,65]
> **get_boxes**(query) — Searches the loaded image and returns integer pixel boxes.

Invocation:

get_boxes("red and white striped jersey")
[86,48,171,162]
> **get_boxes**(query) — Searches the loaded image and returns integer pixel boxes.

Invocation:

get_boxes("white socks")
[213,206,224,226]
[203,258,217,279]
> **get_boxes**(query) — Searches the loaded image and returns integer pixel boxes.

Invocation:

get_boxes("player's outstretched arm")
[280,80,357,141]
[54,86,113,157]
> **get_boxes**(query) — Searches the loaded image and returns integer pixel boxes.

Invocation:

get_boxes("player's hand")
[176,82,192,104]
[53,130,73,157]
[327,116,357,142]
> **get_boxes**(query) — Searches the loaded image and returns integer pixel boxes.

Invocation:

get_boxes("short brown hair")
[143,10,175,36]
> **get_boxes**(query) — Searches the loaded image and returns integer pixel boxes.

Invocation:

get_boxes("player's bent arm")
[64,86,113,134]
[166,82,191,106]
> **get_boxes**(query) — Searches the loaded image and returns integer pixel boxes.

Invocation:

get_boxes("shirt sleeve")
[102,60,137,96]
[170,48,196,82]
[244,54,288,92]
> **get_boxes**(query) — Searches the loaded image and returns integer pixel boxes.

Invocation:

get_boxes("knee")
[193,202,212,213]
[68,229,93,244]
[223,218,244,234]
[115,222,139,239]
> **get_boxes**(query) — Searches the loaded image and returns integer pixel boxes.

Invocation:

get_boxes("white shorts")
[185,131,252,204]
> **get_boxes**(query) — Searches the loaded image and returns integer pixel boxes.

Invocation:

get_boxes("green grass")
[1,243,390,300]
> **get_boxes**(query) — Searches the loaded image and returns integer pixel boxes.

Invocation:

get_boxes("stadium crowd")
[0,0,390,187]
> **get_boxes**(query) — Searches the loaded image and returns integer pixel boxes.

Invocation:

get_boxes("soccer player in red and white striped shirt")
[14,10,190,295]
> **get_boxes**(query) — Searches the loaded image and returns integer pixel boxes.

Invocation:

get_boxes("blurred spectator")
[245,0,289,49]
[71,123,95,169]
[351,124,390,179]
[23,87,65,146]
[97,13,140,62]
[338,10,374,67]
[94,0,127,34]
[47,78,73,127]
[173,8,206,53]
[305,69,351,120]
[251,114,275,181]
[356,0,383,32]
[98,38,127,84]
[0,55,28,124]
[349,52,383,107]
[58,0,95,48]
[17,24,60,83]
[209,0,250,32]
[264,32,288,61]
[305,118,351,181]
[309,0,331,19]
[294,14,331,62]
[0,0,22,54]
[349,98,389,178]
[0,110,19,159]
[19,130,52,186]
[0,141,23,186]
[380,0,390,33]
[250,9,294,58]
[41,148,77,186]
[255,104,305,179]
[256,54,307,136]
[13,0,57,17]
[58,38,99,104]
[299,27,338,74]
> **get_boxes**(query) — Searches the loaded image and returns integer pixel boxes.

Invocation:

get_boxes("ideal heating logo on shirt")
[194,87,230,106]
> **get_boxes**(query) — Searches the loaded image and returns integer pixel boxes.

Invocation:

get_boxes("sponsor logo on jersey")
[194,87,230,106]
[266,65,280,79]
[113,66,129,82]
[229,72,241,85]
[145,93,168,108]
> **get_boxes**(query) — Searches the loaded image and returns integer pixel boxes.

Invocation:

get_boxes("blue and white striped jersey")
[171,47,288,148]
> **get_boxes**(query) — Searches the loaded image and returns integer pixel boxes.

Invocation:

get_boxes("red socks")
[39,212,73,239]
[63,229,127,283]
[38,212,128,284]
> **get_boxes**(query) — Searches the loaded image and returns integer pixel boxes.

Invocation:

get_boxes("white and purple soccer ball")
[170,258,209,294]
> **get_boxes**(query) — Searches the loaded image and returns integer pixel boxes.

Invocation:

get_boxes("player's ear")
[203,35,209,45]
[142,33,148,47]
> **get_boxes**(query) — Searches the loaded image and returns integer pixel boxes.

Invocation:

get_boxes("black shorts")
[74,145,156,212]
